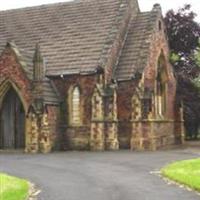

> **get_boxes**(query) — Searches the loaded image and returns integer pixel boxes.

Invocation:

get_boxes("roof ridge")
[98,0,139,82]
[0,0,139,77]
[0,0,106,13]
[115,10,158,81]
[135,12,155,74]
[113,1,145,78]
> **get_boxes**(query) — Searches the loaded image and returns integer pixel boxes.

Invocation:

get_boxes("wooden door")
[0,88,25,149]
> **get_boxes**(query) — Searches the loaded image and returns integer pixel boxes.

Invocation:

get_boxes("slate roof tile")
[0,0,160,100]
[115,11,158,80]
[0,0,126,76]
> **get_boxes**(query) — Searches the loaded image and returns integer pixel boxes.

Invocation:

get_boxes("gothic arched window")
[156,54,167,117]
[69,86,81,125]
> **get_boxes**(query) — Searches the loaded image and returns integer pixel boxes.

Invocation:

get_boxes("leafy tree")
[165,5,200,56]
[194,44,200,67]
[164,5,200,139]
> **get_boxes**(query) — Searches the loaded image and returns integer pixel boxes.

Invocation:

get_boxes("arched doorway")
[0,87,25,149]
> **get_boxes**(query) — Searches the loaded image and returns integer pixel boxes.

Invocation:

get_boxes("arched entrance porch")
[0,87,25,149]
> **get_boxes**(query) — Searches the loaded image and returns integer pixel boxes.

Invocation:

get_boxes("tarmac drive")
[0,148,200,200]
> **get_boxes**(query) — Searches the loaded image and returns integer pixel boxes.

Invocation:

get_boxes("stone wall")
[116,14,184,151]
[53,75,98,150]
[0,9,184,153]
[117,81,138,149]
[131,120,175,151]
[64,126,90,150]
[46,105,60,150]
[54,75,120,151]
[26,109,57,153]
[118,121,132,149]
[143,15,176,119]
[0,46,60,153]
[0,47,32,109]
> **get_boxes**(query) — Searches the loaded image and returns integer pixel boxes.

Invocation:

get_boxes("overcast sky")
[0,0,199,21]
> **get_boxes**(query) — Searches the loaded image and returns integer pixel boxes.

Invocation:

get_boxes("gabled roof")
[0,0,137,76]
[3,42,61,105]
[0,0,162,82]
[115,11,159,81]
[5,42,33,79]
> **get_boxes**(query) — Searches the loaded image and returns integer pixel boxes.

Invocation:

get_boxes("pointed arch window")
[69,86,81,125]
[156,54,167,117]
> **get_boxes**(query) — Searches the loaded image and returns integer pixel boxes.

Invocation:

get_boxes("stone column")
[90,122,105,150]
[130,94,143,150]
[90,87,105,150]
[105,122,119,150]
[104,90,119,150]
[39,113,52,153]
[25,112,39,153]
[131,122,143,150]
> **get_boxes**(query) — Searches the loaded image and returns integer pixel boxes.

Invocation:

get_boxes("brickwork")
[90,85,119,151]
[0,2,184,153]
[129,14,183,151]
[105,122,119,150]
[117,81,137,149]
[90,84,105,150]
[104,89,119,150]
[26,109,57,153]
[25,112,39,153]
[54,75,98,150]
[39,113,52,153]
[46,105,60,150]
[143,17,176,119]
[64,126,90,150]
[90,123,104,150]
[0,47,32,109]
[0,45,60,153]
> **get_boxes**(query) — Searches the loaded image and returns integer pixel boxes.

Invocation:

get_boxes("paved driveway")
[0,149,200,200]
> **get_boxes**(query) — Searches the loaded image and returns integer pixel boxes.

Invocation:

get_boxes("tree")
[165,5,200,56]
[164,5,200,139]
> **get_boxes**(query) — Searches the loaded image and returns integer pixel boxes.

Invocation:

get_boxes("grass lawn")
[161,158,200,192]
[0,173,29,200]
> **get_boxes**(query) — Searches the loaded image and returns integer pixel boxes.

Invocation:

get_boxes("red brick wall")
[117,81,138,148]
[117,16,178,150]
[143,17,176,120]
[53,74,98,150]
[0,47,32,110]
[46,105,61,150]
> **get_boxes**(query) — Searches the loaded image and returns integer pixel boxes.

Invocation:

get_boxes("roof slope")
[4,41,61,105]
[115,11,158,81]
[0,0,132,76]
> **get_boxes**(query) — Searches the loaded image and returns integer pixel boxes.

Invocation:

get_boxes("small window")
[69,86,81,125]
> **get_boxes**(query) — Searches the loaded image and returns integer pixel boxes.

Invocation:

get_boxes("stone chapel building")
[0,0,184,153]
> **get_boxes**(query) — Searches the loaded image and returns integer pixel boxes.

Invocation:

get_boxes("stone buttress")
[90,83,119,151]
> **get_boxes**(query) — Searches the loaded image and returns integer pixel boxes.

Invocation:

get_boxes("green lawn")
[161,158,200,192]
[0,173,29,200]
